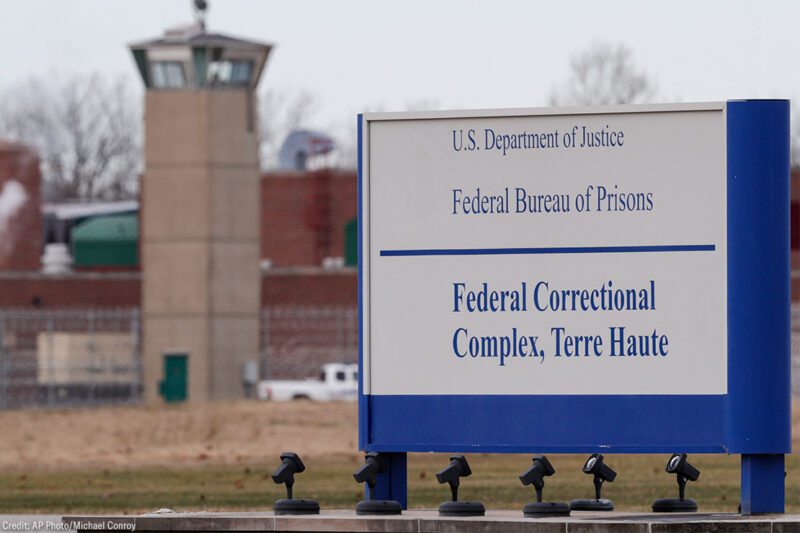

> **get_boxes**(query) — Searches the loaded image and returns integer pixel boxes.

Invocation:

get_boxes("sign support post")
[370,452,407,508]
[741,454,785,514]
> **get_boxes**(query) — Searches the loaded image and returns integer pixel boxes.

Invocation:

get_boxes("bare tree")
[258,88,319,170]
[327,122,358,171]
[0,73,142,201]
[323,100,443,171]
[257,92,444,172]
[549,42,655,107]
[792,108,800,169]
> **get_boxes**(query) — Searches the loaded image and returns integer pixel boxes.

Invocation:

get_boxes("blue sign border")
[358,101,790,457]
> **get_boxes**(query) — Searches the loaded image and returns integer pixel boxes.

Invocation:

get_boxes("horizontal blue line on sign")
[380,244,716,257]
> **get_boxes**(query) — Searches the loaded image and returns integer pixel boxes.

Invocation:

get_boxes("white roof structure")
[42,200,139,221]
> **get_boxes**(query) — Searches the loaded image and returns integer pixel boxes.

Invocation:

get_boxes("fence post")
[261,309,271,380]
[0,316,6,411]
[131,308,141,403]
[336,309,345,363]
[88,311,96,405]
[347,308,356,364]
[47,316,55,408]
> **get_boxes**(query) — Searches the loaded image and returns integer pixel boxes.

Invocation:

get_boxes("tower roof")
[129,23,272,90]
[129,23,272,51]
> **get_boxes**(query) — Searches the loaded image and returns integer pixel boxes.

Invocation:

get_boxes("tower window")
[151,61,187,88]
[207,60,253,87]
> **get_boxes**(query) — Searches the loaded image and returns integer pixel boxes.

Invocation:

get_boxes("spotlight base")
[652,498,698,513]
[356,500,403,515]
[274,499,320,515]
[570,498,614,511]
[438,501,486,517]
[523,501,571,518]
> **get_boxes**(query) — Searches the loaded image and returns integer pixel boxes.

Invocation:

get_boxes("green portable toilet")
[72,214,139,268]
[159,353,188,403]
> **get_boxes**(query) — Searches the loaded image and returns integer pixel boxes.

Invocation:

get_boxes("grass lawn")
[0,399,795,514]
[0,452,796,514]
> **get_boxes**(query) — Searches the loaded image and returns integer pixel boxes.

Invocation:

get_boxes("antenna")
[193,0,208,29]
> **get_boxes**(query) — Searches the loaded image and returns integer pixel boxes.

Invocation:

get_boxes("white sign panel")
[362,104,726,396]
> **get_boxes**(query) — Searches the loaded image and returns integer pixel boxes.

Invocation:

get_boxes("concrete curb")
[63,510,800,533]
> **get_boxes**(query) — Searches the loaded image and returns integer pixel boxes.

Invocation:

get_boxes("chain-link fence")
[260,307,357,380]
[0,306,356,409]
[0,309,141,409]
[0,304,796,409]
[259,306,800,395]
[792,304,800,397]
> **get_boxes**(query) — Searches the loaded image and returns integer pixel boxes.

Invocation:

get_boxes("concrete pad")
[63,509,800,533]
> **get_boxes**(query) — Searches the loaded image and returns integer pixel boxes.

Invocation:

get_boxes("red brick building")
[0,147,358,309]
[260,170,357,307]
[261,170,357,267]
[0,142,41,272]
[0,143,797,308]
[794,170,800,301]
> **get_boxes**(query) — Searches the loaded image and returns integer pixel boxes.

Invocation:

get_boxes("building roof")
[42,201,139,222]
[129,23,272,90]
[72,214,138,243]
[129,24,272,51]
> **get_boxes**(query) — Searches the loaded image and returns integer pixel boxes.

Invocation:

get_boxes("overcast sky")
[1,0,797,134]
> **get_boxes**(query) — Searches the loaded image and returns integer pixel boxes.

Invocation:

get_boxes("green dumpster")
[72,214,139,268]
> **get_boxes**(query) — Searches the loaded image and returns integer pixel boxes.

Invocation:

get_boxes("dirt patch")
[0,400,358,471]
[0,399,796,472]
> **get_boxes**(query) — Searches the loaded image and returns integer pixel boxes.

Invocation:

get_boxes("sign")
[358,102,789,461]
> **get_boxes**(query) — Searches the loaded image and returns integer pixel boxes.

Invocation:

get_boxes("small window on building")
[207,60,253,87]
[336,370,346,382]
[151,61,186,88]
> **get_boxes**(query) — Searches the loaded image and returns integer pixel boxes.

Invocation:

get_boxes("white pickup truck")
[256,363,359,401]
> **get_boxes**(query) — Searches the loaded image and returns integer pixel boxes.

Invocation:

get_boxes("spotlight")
[353,452,402,515]
[652,453,700,512]
[519,455,570,517]
[569,454,617,511]
[271,452,320,515]
[435,454,485,516]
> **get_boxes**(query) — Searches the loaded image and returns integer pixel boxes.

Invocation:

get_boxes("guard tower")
[130,16,271,402]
